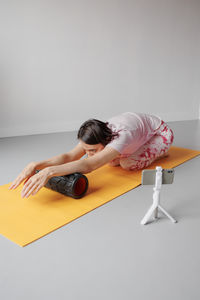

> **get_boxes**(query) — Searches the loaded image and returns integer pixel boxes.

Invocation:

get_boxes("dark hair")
[77,119,118,146]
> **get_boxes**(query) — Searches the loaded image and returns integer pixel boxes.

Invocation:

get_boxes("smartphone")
[142,168,174,185]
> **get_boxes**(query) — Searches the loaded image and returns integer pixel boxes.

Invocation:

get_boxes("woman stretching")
[9,112,174,198]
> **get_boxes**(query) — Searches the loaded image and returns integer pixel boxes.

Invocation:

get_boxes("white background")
[0,0,200,137]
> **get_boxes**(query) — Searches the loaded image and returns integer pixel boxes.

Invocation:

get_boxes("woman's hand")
[21,168,50,198]
[9,162,37,190]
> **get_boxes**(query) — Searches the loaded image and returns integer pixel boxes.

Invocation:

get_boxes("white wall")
[0,0,200,138]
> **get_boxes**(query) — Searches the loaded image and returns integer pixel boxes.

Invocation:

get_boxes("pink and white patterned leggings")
[110,121,174,170]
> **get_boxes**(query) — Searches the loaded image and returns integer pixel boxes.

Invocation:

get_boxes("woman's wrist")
[33,160,48,170]
[29,161,38,170]
[32,162,40,171]
[36,167,54,180]
[46,166,56,179]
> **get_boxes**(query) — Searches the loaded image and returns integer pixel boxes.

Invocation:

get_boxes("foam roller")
[35,170,88,199]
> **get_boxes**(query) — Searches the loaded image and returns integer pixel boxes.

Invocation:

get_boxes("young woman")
[9,112,174,198]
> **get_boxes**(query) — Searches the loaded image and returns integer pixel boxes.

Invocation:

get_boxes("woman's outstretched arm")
[9,143,85,190]
[48,146,119,177]
[34,143,86,169]
[21,146,120,198]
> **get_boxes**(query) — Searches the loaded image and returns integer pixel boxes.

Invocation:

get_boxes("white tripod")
[141,166,177,225]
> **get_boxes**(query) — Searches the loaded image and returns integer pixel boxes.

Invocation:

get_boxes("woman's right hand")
[9,162,37,190]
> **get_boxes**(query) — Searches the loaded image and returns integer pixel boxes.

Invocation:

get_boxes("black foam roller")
[35,170,88,199]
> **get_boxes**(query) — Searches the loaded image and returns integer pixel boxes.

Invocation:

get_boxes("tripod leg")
[141,204,157,225]
[154,207,158,219]
[158,205,177,223]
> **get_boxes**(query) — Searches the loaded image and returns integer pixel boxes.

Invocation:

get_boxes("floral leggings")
[109,121,174,170]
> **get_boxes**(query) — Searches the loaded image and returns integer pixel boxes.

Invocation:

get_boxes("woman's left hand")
[21,168,50,198]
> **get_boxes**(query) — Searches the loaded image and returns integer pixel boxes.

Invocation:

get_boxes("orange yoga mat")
[0,146,199,247]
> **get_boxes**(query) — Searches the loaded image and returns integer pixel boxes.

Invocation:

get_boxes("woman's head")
[77,119,118,156]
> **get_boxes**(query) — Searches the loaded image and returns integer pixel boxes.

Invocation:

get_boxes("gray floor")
[0,120,200,300]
